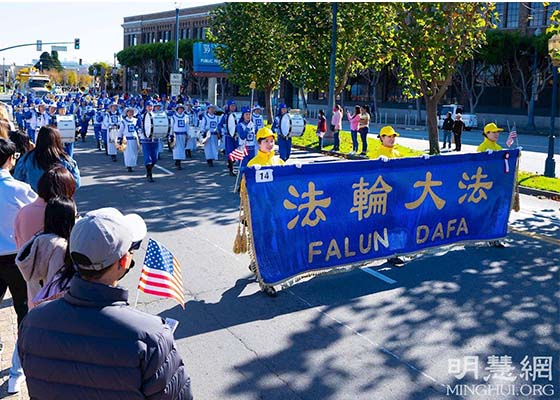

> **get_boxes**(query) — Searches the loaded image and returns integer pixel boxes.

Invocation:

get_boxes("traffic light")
[79,58,82,66]
[74,38,80,50]
[178,58,184,72]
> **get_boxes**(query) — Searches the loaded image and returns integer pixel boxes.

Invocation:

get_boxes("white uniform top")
[118,117,138,139]
[252,113,264,131]
[103,112,121,131]
[171,112,189,133]
[200,113,219,134]
[35,111,50,131]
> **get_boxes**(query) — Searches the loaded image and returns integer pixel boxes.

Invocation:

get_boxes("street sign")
[171,85,180,97]
[170,73,182,86]
[36,40,42,52]
[51,45,67,52]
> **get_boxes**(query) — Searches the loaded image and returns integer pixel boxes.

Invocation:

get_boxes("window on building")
[529,2,544,27]
[493,3,505,28]
[133,35,137,46]
[506,3,519,28]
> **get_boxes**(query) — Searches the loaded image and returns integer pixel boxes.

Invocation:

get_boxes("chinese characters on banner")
[244,150,519,285]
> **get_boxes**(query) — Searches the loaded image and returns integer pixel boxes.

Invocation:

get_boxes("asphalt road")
[71,135,559,400]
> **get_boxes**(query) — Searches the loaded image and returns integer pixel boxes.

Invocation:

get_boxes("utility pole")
[174,7,180,73]
[324,2,338,146]
[2,57,5,93]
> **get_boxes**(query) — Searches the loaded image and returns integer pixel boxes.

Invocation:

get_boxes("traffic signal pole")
[0,41,76,53]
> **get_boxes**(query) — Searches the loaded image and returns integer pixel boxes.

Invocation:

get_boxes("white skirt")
[123,139,138,167]
[173,133,187,160]
[204,134,219,160]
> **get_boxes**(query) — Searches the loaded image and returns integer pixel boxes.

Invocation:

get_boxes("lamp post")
[545,34,560,178]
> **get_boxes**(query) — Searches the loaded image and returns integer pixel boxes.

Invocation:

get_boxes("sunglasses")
[129,240,142,252]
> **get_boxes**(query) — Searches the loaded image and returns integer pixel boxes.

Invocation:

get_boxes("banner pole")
[134,289,140,308]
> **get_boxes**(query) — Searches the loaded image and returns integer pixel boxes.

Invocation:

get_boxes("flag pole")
[134,289,140,308]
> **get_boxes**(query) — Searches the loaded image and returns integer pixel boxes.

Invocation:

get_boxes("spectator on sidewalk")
[13,125,80,192]
[441,111,453,149]
[331,104,342,151]
[0,138,37,394]
[316,109,327,149]
[346,106,361,154]
[18,207,193,400]
[451,113,465,152]
[358,105,371,156]
[16,197,76,309]
[14,165,77,248]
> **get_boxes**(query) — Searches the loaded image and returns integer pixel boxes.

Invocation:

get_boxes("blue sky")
[0,0,222,67]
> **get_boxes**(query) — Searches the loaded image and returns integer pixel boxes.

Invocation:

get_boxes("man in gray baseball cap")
[18,207,193,400]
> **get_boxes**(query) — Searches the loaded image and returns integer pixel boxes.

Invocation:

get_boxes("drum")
[280,113,306,137]
[227,112,242,137]
[56,115,76,144]
[152,112,169,139]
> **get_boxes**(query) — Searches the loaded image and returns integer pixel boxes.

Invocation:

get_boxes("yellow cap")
[256,127,277,141]
[379,126,400,137]
[484,123,504,134]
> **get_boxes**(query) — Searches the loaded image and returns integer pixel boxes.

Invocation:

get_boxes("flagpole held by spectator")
[137,238,185,309]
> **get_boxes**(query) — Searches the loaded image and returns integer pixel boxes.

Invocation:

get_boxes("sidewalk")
[0,292,28,400]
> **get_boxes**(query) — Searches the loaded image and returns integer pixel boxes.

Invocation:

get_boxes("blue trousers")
[64,142,74,158]
[27,126,35,143]
[101,129,108,146]
[359,127,369,153]
[350,130,358,152]
[142,142,159,165]
[278,136,292,161]
[93,125,102,141]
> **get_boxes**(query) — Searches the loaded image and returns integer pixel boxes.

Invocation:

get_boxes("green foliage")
[518,171,560,193]
[116,40,195,68]
[291,124,424,158]
[34,51,63,72]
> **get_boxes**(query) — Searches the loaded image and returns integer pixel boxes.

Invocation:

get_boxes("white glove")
[486,149,493,154]
[378,155,389,162]
[254,164,261,170]
[422,154,430,159]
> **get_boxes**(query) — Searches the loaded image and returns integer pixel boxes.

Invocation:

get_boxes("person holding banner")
[117,107,139,172]
[247,127,285,167]
[200,104,220,167]
[272,103,292,161]
[371,126,402,160]
[170,103,189,170]
[18,207,193,400]
[477,123,504,152]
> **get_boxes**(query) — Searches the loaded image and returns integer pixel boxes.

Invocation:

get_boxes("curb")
[518,186,560,201]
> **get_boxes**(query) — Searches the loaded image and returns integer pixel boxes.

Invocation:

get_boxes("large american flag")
[228,146,248,162]
[138,238,185,308]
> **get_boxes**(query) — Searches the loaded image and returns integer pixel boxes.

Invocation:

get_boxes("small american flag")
[506,129,517,147]
[138,238,185,308]
[228,146,248,162]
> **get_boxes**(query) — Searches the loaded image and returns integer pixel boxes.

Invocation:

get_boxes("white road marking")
[153,164,175,175]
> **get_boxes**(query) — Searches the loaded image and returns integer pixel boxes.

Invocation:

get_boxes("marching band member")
[35,101,51,139]
[200,104,219,167]
[76,99,92,142]
[23,99,36,142]
[170,103,189,170]
[247,127,284,167]
[139,101,159,182]
[272,103,291,161]
[103,102,120,162]
[117,106,139,172]
[93,102,105,150]
[236,106,256,172]
[252,104,264,132]
[219,100,238,176]
[185,102,198,158]
[152,102,166,158]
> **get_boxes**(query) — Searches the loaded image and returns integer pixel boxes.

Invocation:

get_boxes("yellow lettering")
[373,228,389,251]
[431,222,444,241]
[344,237,356,257]
[457,217,469,235]
[359,233,372,254]
[416,225,429,244]
[446,219,457,238]
[308,241,323,264]
[325,239,342,261]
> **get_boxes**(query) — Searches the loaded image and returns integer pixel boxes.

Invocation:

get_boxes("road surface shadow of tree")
[160,225,558,399]
[73,144,241,230]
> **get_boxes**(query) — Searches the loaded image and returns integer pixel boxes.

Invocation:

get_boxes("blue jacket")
[19,276,193,400]
[13,151,80,192]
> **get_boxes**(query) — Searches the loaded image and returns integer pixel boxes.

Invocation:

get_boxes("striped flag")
[228,146,248,162]
[138,238,185,308]
[506,129,517,147]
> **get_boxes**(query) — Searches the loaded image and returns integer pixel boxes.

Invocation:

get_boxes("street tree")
[209,2,290,123]
[374,3,495,154]
[34,51,63,72]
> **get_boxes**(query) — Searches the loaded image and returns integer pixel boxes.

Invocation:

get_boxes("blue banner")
[244,150,520,285]
[192,42,227,73]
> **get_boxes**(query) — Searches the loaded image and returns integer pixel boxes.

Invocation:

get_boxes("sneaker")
[8,375,25,394]
[489,240,505,248]
[387,257,406,267]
